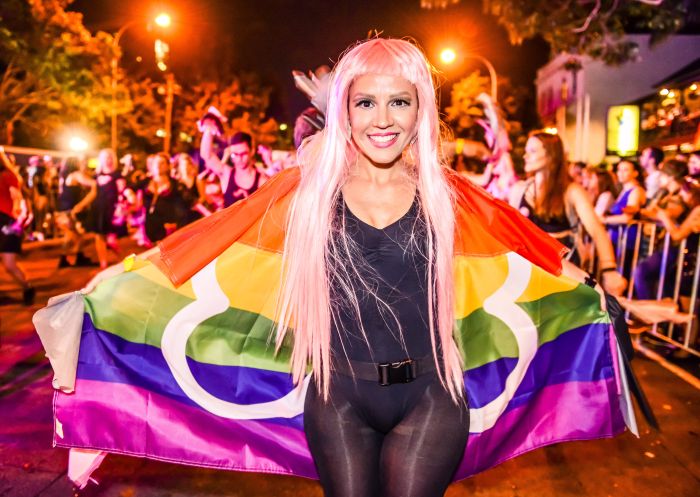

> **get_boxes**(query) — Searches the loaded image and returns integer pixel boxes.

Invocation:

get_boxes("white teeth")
[369,134,398,143]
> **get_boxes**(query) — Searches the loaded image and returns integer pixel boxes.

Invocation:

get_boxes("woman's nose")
[373,105,392,128]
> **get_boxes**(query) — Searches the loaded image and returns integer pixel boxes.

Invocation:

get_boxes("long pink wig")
[275,38,463,400]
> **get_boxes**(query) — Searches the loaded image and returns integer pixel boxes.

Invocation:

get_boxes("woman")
[175,153,211,222]
[602,159,646,276]
[508,132,626,294]
[142,153,189,245]
[0,146,33,304]
[603,159,646,233]
[587,167,618,218]
[53,39,627,496]
[88,149,123,268]
[56,157,97,268]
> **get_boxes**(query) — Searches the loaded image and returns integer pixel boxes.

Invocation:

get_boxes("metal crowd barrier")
[599,221,700,358]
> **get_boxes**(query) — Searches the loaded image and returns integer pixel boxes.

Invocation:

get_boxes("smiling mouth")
[368,133,399,147]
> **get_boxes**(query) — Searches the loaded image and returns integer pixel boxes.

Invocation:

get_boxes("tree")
[0,0,114,147]
[422,0,689,65]
[173,73,278,154]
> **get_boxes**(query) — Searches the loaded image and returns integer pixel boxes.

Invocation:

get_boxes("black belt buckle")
[378,359,417,386]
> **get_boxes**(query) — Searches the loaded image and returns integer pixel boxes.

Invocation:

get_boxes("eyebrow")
[352,92,413,99]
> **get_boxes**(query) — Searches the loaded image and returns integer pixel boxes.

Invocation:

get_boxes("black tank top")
[223,168,261,208]
[58,179,83,211]
[519,196,572,233]
[329,195,433,363]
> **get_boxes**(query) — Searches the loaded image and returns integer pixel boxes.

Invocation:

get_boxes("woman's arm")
[568,184,626,295]
[462,161,494,187]
[657,207,700,242]
[200,126,226,177]
[604,186,645,225]
[72,174,97,214]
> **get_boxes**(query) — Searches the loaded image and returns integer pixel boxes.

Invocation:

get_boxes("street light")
[439,47,498,102]
[155,13,171,28]
[68,136,89,152]
[111,13,171,153]
[440,48,456,65]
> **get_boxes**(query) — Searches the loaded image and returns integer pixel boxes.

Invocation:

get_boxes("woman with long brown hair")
[509,131,626,294]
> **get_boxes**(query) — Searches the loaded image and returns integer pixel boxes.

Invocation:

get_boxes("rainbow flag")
[43,168,631,482]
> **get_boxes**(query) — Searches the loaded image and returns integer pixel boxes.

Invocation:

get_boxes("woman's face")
[616,161,637,184]
[523,137,548,174]
[348,73,418,168]
[98,150,115,174]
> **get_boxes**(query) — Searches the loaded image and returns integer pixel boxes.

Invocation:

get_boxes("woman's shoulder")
[565,182,590,203]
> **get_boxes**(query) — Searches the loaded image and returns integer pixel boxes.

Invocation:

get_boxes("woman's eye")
[392,98,411,107]
[355,99,374,108]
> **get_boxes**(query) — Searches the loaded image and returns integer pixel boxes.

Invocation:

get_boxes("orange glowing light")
[440,48,457,65]
[155,13,171,28]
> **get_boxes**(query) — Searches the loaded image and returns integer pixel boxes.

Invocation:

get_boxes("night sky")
[70,0,550,125]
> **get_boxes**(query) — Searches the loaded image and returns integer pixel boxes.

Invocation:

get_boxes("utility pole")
[164,73,175,155]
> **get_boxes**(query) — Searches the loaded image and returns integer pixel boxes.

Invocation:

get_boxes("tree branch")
[573,0,602,33]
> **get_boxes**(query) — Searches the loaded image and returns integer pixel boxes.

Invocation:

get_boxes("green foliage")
[0,0,114,146]
[0,0,278,153]
[481,0,687,65]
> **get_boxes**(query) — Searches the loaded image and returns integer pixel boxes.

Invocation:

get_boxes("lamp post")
[153,37,177,154]
[110,13,171,154]
[440,48,498,102]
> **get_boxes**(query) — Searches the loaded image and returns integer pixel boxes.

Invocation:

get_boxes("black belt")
[333,356,437,386]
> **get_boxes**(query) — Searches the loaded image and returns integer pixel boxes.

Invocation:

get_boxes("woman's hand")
[561,259,607,312]
[197,117,221,136]
[602,270,627,296]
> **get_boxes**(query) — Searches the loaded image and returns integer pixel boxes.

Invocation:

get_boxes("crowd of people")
[0,130,293,305]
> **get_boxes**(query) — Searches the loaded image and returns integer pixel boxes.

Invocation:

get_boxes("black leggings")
[304,373,469,497]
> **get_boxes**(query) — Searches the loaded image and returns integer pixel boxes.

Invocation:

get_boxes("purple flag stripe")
[54,376,622,481]
[54,379,317,478]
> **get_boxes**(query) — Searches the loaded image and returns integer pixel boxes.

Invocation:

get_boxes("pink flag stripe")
[54,379,316,478]
[455,376,624,479]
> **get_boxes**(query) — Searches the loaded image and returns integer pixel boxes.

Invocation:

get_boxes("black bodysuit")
[303,195,469,497]
[329,195,433,363]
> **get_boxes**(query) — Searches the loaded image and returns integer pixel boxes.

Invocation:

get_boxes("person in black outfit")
[175,153,211,223]
[143,153,189,244]
[273,39,478,497]
[304,193,469,497]
[56,157,97,268]
[88,149,123,268]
